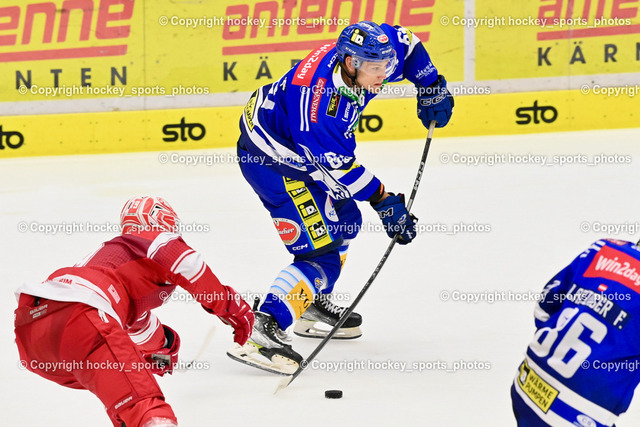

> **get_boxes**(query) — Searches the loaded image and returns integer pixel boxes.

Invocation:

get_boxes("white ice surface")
[2,128,640,426]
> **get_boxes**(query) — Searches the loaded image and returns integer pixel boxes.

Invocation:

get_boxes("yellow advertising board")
[0,106,242,157]
[1,87,637,157]
[0,0,464,101]
[0,0,638,159]
[474,0,640,79]
[0,0,141,100]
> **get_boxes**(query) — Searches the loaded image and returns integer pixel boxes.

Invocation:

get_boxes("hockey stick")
[176,325,216,373]
[275,120,437,393]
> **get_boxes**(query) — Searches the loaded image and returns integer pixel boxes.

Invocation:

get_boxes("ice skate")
[227,312,303,375]
[293,293,362,339]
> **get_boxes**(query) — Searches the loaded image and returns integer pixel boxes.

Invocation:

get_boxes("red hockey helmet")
[120,196,180,235]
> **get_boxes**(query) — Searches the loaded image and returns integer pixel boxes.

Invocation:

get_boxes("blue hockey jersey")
[239,24,438,202]
[514,239,640,426]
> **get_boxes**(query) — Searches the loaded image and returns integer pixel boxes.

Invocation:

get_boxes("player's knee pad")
[338,245,349,270]
[260,249,342,328]
[295,249,342,294]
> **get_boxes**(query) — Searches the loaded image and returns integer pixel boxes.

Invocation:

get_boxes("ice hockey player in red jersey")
[14,196,254,427]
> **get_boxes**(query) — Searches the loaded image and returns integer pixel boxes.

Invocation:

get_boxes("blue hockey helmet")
[336,21,396,73]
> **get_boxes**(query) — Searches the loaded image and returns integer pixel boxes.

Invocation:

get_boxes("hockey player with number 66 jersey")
[512,238,640,426]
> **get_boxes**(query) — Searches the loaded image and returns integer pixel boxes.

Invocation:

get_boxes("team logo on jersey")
[273,218,301,245]
[326,93,341,118]
[350,29,367,46]
[300,144,350,201]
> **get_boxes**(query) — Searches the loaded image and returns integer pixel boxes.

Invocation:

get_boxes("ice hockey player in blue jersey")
[227,21,454,374]
[512,238,640,426]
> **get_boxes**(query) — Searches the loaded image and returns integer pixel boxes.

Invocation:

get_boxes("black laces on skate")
[317,294,346,316]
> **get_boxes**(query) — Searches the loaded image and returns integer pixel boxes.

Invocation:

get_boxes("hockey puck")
[325,390,343,399]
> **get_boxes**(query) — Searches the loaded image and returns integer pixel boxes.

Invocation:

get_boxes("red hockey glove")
[217,286,255,345]
[142,325,180,376]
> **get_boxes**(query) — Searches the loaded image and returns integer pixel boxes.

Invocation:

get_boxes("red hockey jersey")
[16,231,232,352]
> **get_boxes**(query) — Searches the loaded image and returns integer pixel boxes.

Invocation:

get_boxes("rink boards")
[1,87,638,157]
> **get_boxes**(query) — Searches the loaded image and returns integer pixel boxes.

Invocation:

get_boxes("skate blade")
[226,343,299,375]
[293,319,362,340]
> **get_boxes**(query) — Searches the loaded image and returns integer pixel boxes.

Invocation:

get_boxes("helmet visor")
[352,50,397,78]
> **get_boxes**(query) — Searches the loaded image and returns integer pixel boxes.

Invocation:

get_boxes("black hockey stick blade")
[275,120,436,394]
